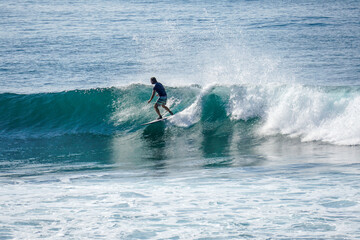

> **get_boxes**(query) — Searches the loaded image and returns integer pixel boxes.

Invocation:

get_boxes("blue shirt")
[153,82,167,97]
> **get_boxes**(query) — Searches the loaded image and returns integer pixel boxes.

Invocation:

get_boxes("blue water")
[1,0,360,239]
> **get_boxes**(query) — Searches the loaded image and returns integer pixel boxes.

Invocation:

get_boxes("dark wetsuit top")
[153,82,167,97]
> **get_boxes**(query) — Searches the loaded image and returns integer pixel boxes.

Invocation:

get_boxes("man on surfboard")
[147,77,174,119]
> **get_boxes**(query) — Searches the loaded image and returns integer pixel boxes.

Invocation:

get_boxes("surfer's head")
[150,77,157,84]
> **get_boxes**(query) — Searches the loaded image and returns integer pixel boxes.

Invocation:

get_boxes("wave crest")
[1,84,359,145]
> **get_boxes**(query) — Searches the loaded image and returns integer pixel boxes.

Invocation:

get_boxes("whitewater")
[1,0,360,239]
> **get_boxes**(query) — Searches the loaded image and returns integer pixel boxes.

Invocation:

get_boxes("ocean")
[1,0,360,239]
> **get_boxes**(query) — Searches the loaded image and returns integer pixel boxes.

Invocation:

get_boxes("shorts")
[156,96,167,106]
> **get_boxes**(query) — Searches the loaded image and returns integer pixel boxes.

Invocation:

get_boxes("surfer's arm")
[147,90,156,103]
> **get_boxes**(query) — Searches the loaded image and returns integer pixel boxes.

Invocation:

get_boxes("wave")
[0,85,199,137]
[1,84,359,145]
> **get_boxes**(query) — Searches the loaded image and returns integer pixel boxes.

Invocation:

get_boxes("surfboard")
[141,117,169,126]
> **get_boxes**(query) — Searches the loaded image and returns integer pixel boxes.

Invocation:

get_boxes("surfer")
[147,77,174,119]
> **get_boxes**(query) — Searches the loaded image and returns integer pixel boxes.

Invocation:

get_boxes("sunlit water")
[1,0,359,239]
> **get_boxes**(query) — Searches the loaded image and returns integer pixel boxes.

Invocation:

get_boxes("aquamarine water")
[1,0,360,239]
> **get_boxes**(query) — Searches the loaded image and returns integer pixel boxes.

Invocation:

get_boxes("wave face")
[1,84,359,145]
[0,85,199,137]
[0,88,117,137]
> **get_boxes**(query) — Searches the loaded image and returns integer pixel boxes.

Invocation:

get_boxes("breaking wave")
[0,84,359,145]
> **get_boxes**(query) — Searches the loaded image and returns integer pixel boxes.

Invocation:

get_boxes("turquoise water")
[1,0,360,239]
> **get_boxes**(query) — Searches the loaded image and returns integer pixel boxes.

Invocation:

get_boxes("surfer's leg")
[154,104,162,118]
[161,105,174,115]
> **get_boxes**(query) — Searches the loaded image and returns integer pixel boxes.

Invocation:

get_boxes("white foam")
[170,85,215,127]
[302,96,360,145]
[259,85,360,145]
[169,83,360,146]
[228,84,276,121]
[2,167,360,239]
